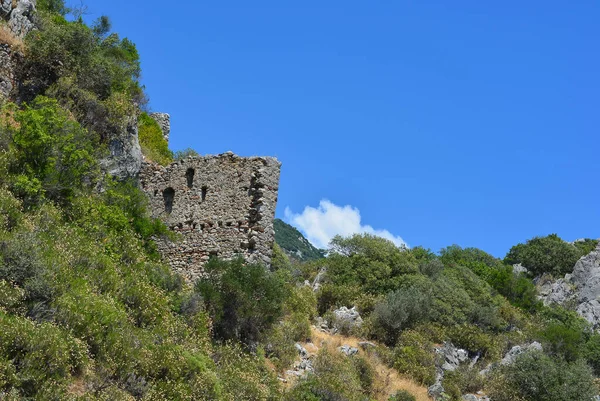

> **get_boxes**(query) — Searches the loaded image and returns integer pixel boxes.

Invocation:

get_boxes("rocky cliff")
[538,243,600,327]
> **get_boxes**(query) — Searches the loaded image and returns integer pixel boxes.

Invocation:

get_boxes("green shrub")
[372,286,431,345]
[138,112,173,166]
[286,348,365,401]
[442,365,485,400]
[389,390,416,401]
[215,344,281,401]
[174,147,200,161]
[352,355,376,395]
[393,330,436,386]
[3,97,99,208]
[504,234,583,277]
[441,245,539,311]
[327,234,418,295]
[0,311,89,397]
[573,239,599,256]
[195,258,287,345]
[487,350,596,401]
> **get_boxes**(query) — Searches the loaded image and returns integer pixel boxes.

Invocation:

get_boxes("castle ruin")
[139,144,281,281]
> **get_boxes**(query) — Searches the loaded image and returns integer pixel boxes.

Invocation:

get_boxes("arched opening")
[185,168,195,188]
[201,186,208,202]
[163,187,175,213]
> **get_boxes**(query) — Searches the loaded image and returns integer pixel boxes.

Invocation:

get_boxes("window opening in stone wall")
[201,186,207,202]
[163,187,175,213]
[185,168,195,188]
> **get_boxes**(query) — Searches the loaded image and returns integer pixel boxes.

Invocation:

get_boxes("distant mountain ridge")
[274,218,325,261]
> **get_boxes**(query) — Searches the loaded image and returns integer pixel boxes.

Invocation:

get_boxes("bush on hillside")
[392,330,437,386]
[1,97,98,208]
[372,286,431,345]
[441,245,539,311]
[487,350,596,401]
[138,112,173,166]
[285,348,369,401]
[389,390,416,401]
[504,234,584,277]
[195,257,288,346]
[326,234,418,297]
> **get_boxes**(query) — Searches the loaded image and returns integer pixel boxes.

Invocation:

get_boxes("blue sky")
[85,0,599,257]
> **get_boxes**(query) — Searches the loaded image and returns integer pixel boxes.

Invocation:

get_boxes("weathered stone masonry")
[139,152,281,282]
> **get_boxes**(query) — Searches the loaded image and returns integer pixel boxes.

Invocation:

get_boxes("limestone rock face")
[500,342,543,366]
[99,115,143,180]
[571,244,600,303]
[149,112,171,143]
[537,243,600,328]
[0,0,36,101]
[7,0,36,38]
[0,44,15,99]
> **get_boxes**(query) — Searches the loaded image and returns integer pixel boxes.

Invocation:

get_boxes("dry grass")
[286,328,433,401]
[0,24,23,51]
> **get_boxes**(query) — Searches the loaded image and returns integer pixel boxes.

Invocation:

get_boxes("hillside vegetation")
[0,2,599,401]
[274,219,325,262]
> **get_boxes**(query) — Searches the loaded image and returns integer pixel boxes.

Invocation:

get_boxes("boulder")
[338,345,358,356]
[331,306,363,332]
[500,342,542,366]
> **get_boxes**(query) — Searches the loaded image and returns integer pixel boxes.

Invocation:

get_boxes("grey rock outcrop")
[149,112,170,144]
[537,243,600,328]
[7,0,35,38]
[0,0,36,101]
[537,276,575,306]
[462,394,490,401]
[331,306,363,333]
[512,263,529,275]
[479,342,543,377]
[99,115,143,180]
[0,44,15,99]
[338,345,359,356]
[429,342,473,399]
[500,342,542,366]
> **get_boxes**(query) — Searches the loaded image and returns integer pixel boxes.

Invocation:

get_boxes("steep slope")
[274,218,325,261]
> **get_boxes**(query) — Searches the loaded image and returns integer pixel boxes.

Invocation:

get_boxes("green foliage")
[20,12,144,149]
[195,258,287,345]
[138,112,173,165]
[271,242,293,271]
[488,350,597,401]
[372,286,431,345]
[441,245,539,311]
[442,365,485,401]
[286,348,367,401]
[1,97,99,208]
[37,0,68,15]
[266,286,317,372]
[174,147,200,160]
[274,219,325,262]
[0,311,89,397]
[389,390,416,401]
[326,234,418,297]
[504,234,585,277]
[392,330,436,386]
[583,333,600,376]
[573,238,599,256]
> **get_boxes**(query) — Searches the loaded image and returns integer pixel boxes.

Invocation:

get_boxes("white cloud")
[284,199,408,250]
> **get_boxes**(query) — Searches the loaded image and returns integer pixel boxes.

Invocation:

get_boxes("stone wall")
[139,152,281,281]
